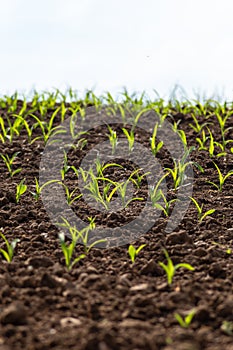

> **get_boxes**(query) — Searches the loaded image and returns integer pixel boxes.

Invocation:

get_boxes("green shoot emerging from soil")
[221,321,233,336]
[58,231,86,271]
[128,244,147,264]
[0,114,22,143]
[149,173,169,207]
[58,182,83,205]
[174,309,196,328]
[115,180,144,208]
[0,230,20,262]
[153,191,178,217]
[208,162,233,191]
[58,217,106,270]
[128,168,150,189]
[150,122,164,156]
[107,125,118,154]
[211,241,232,254]
[0,152,22,177]
[61,151,71,180]
[189,197,216,222]
[94,158,123,177]
[30,178,60,200]
[165,146,203,190]
[29,112,66,144]
[16,178,27,203]
[84,174,118,210]
[122,127,135,152]
[159,249,195,285]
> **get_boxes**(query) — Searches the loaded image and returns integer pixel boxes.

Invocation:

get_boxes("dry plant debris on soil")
[0,89,232,350]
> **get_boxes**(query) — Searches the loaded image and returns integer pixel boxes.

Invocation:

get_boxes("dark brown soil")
[0,102,232,350]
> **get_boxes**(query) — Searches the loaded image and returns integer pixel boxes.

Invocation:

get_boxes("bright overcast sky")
[1,0,233,100]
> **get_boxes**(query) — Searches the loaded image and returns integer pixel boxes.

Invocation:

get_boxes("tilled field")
[0,93,232,350]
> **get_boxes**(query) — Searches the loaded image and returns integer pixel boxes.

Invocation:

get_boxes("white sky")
[1,0,233,100]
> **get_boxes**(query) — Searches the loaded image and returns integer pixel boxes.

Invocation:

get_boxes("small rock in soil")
[209,263,227,279]
[140,259,163,276]
[163,341,201,350]
[117,274,131,287]
[0,196,8,206]
[80,274,101,288]
[86,265,99,274]
[119,318,152,329]
[26,256,54,268]
[194,306,211,322]
[166,230,193,245]
[193,247,208,257]
[130,283,149,291]
[21,276,38,288]
[1,303,27,325]
[217,296,233,317]
[6,192,16,203]
[60,317,82,327]
[40,272,65,289]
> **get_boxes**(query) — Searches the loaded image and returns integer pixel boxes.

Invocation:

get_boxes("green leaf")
[200,209,215,222]
[159,250,175,285]
[174,313,186,328]
[0,248,10,262]
[128,245,136,263]
[136,244,147,255]
[87,239,107,252]
[174,309,196,328]
[221,321,233,336]
[70,254,86,269]
[12,168,22,176]
[189,197,202,215]
[175,263,195,271]
[223,171,233,182]
[185,309,196,325]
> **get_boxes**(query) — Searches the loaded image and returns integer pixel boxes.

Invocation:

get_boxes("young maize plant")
[149,172,169,207]
[150,122,164,156]
[189,197,216,222]
[215,110,233,151]
[69,113,87,140]
[165,146,203,190]
[0,230,20,263]
[196,129,209,151]
[0,115,23,143]
[174,309,196,328]
[128,244,147,264]
[11,115,34,144]
[57,217,106,270]
[2,92,18,113]
[154,191,179,217]
[58,228,86,271]
[94,157,123,177]
[0,152,22,177]
[84,172,118,210]
[128,168,151,189]
[208,162,233,191]
[57,182,82,205]
[189,112,209,133]
[29,111,66,144]
[30,178,60,200]
[16,179,27,203]
[107,125,118,154]
[61,151,71,180]
[122,127,135,152]
[114,179,144,208]
[159,249,194,285]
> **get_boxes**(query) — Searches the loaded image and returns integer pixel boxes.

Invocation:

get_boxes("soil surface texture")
[0,100,232,350]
